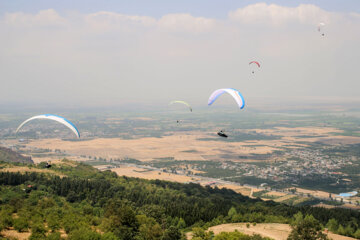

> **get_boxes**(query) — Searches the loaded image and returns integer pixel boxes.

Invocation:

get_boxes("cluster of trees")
[191,227,271,240]
[0,162,359,239]
[326,218,360,238]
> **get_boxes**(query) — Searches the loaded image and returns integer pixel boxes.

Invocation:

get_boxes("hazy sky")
[1,1,360,109]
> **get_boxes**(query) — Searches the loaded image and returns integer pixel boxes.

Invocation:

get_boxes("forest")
[0,160,360,239]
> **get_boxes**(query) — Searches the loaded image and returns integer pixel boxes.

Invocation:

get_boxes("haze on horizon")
[1,0,360,110]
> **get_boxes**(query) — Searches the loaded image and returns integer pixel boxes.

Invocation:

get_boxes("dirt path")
[187,223,357,240]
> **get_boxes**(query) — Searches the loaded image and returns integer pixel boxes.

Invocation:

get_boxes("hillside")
[0,160,359,239]
[0,146,33,164]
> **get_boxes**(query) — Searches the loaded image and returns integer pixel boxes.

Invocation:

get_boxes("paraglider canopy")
[318,22,325,36]
[208,88,245,109]
[249,61,260,74]
[16,114,80,138]
[169,101,192,112]
[249,61,260,68]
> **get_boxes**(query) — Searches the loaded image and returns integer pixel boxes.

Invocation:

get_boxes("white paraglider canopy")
[208,88,245,109]
[16,114,80,138]
[169,100,193,112]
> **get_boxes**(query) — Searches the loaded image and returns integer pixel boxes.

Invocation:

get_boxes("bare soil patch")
[1,229,31,240]
[187,223,356,240]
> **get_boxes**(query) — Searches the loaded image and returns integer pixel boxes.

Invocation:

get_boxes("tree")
[287,212,329,240]
[102,199,139,240]
[192,227,214,240]
[326,218,338,233]
[0,210,13,229]
[177,218,186,229]
[136,215,163,240]
[344,225,354,237]
[162,226,182,240]
[46,211,61,231]
[228,207,237,219]
[47,232,62,240]
[337,225,345,235]
[68,227,101,240]
[354,229,360,239]
[29,222,47,240]
[102,232,118,240]
[13,217,29,232]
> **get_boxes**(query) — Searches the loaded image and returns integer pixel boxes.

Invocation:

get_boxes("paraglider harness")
[217,130,228,138]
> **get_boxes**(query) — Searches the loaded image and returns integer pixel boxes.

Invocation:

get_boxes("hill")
[0,160,359,239]
[0,146,33,164]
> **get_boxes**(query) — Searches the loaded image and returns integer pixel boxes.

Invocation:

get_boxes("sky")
[1,1,360,110]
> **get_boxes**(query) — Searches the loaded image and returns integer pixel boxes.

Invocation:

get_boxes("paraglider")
[249,61,260,74]
[318,22,325,36]
[217,130,228,138]
[208,88,245,138]
[169,100,192,124]
[208,88,245,109]
[16,114,80,138]
[169,101,192,112]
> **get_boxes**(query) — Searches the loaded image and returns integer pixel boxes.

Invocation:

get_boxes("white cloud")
[158,13,217,33]
[3,9,66,27]
[229,3,332,26]
[84,11,156,32]
[0,4,360,107]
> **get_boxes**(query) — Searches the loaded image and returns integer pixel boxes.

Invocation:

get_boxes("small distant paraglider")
[217,130,228,138]
[249,61,260,74]
[169,100,192,124]
[169,100,192,112]
[16,114,80,138]
[318,22,325,36]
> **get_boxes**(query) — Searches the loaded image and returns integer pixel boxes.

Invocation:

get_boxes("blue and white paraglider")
[16,114,80,138]
[208,88,245,109]
[208,88,245,138]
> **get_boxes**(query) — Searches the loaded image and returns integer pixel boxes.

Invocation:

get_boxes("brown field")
[265,191,287,197]
[17,134,276,162]
[187,223,356,240]
[293,188,331,199]
[274,195,297,202]
[314,203,336,209]
[109,165,255,196]
[341,203,360,210]
[6,126,355,164]
[111,165,200,183]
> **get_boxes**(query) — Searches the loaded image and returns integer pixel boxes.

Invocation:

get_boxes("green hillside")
[0,160,359,239]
